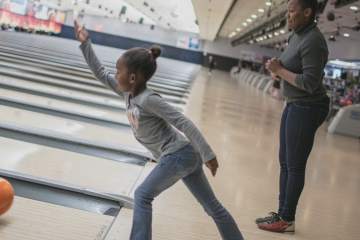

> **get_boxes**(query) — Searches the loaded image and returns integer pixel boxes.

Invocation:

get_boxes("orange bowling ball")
[0,178,14,215]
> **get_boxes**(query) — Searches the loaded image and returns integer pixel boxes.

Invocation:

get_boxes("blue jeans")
[278,97,329,222]
[130,144,244,240]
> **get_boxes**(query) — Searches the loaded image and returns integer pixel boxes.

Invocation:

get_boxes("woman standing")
[256,0,329,233]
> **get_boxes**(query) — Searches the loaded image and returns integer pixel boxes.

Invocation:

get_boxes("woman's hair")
[122,45,162,81]
[297,0,318,21]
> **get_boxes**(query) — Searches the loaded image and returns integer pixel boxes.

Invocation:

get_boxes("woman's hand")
[267,58,298,87]
[266,58,283,75]
[271,72,281,81]
[205,158,219,177]
[74,20,89,43]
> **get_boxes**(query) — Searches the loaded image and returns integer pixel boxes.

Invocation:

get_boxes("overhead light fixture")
[268,34,273,38]
[266,1,272,6]
[343,33,350,37]
[350,6,358,11]
[236,28,242,32]
[280,29,286,34]
[242,22,248,26]
[258,8,265,13]
[247,18,253,23]
[228,32,236,38]
[274,31,279,36]
[251,14,257,19]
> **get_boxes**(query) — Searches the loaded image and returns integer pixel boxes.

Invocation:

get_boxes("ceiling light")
[242,22,248,26]
[228,32,236,38]
[251,14,257,19]
[268,34,273,38]
[247,18,253,23]
[274,31,279,36]
[343,33,350,37]
[350,6,358,11]
[266,1,272,6]
[258,8,265,13]
[236,28,242,32]
[280,29,286,34]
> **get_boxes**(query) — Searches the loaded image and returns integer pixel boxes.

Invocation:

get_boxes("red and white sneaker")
[257,216,295,233]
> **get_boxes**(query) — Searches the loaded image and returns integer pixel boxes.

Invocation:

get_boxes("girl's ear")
[130,73,136,84]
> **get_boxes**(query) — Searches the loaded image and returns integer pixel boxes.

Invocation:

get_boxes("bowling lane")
[0,60,116,96]
[0,88,129,126]
[104,208,133,240]
[0,105,149,156]
[0,38,199,82]
[0,74,126,110]
[0,197,114,240]
[0,56,189,103]
[1,54,188,96]
[0,51,90,84]
[0,41,195,89]
[0,137,146,197]
[0,45,194,87]
[0,74,185,112]
[0,88,129,128]
[0,48,93,76]
[0,38,196,89]
[0,40,197,80]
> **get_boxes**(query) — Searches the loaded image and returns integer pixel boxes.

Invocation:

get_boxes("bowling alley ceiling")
[217,0,287,39]
[119,0,199,34]
[191,0,235,41]
[39,0,236,40]
[39,0,360,43]
[222,0,360,47]
[37,0,284,40]
[318,0,360,40]
[40,0,199,34]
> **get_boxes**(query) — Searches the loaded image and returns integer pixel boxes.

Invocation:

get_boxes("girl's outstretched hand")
[205,158,219,177]
[74,20,89,43]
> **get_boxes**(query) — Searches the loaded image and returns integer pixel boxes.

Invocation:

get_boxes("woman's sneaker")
[255,212,279,224]
[257,215,295,233]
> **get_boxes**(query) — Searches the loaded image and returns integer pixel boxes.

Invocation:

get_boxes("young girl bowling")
[74,20,243,240]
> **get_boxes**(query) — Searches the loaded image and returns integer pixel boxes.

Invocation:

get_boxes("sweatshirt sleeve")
[294,33,328,94]
[143,94,216,163]
[79,39,122,96]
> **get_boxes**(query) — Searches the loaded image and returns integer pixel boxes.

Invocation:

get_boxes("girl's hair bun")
[150,45,161,60]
